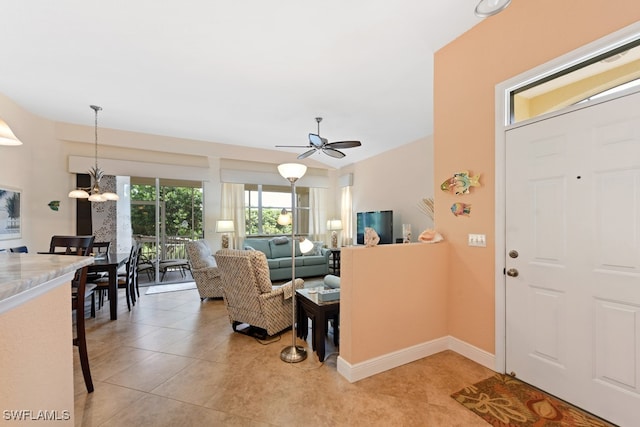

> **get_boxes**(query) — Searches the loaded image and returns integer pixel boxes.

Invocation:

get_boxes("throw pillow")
[312,241,324,255]
[188,240,215,269]
[271,236,289,245]
[303,241,324,256]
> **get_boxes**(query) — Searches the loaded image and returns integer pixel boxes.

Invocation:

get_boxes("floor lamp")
[278,163,308,363]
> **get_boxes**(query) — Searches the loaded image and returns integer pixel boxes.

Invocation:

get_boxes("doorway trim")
[493,21,640,372]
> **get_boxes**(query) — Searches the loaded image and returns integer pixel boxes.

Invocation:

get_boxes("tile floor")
[74,281,494,426]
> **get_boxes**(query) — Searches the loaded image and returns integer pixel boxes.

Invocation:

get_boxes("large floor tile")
[74,283,495,426]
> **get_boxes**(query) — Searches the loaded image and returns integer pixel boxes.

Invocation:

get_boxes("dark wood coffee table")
[296,287,339,362]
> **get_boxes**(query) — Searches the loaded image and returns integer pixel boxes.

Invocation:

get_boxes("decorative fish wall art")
[450,202,471,217]
[48,200,60,211]
[440,171,481,195]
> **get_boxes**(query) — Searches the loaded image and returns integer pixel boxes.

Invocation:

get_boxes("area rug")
[145,282,197,295]
[451,374,615,427]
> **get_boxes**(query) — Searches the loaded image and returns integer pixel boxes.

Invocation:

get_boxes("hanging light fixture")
[68,105,119,202]
[0,118,23,146]
[474,0,511,17]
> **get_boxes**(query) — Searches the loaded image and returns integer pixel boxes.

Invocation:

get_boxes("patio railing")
[134,235,192,261]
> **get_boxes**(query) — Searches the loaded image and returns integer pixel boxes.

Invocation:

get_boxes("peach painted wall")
[0,284,74,425]
[434,0,640,353]
[340,242,449,363]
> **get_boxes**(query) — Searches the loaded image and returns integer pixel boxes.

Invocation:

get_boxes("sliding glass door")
[131,177,203,285]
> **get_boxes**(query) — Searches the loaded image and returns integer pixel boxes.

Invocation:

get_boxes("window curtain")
[221,183,245,249]
[308,187,327,242]
[340,186,353,246]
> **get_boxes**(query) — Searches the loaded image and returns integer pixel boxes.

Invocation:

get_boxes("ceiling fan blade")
[297,149,317,159]
[326,140,361,149]
[275,144,311,148]
[322,147,346,159]
[309,133,324,148]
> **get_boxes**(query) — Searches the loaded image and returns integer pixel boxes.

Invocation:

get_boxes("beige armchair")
[185,240,224,300]
[214,249,304,336]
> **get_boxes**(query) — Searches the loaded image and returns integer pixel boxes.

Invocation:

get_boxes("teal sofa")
[243,237,330,282]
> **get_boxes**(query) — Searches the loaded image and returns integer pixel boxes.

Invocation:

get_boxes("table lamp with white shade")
[327,219,343,248]
[215,220,235,249]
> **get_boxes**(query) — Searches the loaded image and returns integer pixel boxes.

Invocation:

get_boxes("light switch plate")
[468,234,486,247]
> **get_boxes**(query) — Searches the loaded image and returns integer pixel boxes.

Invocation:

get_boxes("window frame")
[244,184,310,236]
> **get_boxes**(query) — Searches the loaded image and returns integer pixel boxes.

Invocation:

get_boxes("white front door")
[505,90,640,426]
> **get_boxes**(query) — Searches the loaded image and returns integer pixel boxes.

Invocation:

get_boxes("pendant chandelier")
[68,105,119,202]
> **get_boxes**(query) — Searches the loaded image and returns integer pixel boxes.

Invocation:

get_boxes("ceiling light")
[475,0,512,17]
[0,118,23,146]
[69,105,119,202]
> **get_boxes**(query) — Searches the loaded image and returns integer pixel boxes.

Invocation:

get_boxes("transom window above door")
[511,39,640,124]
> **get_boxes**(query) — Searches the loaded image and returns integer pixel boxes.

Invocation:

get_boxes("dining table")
[89,251,130,320]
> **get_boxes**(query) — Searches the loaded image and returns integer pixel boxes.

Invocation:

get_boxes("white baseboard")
[447,335,495,371]
[337,335,496,383]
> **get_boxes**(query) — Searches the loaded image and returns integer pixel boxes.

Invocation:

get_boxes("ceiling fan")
[277,117,361,159]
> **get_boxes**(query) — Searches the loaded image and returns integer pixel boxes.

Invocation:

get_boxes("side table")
[329,248,341,276]
[296,288,340,362]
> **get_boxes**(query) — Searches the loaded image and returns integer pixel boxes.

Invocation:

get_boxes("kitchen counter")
[0,253,94,425]
[0,253,93,314]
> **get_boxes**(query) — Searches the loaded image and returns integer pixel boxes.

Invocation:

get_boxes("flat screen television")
[356,210,393,245]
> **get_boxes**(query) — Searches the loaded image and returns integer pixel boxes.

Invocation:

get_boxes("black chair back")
[48,235,94,256]
[92,241,111,255]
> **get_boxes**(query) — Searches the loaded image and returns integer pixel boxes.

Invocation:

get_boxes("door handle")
[506,268,519,277]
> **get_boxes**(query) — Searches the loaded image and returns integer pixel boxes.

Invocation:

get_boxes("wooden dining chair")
[131,244,143,304]
[91,241,111,257]
[93,241,139,311]
[87,241,111,296]
[46,235,96,393]
[71,264,95,393]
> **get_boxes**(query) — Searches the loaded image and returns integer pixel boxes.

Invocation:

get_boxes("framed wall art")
[0,186,21,240]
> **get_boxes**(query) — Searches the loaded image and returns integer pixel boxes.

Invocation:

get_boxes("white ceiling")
[0,1,484,168]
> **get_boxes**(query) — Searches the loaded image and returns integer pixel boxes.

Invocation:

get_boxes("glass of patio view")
[130,178,203,285]
[245,184,309,236]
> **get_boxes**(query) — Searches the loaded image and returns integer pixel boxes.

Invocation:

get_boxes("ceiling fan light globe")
[309,133,323,147]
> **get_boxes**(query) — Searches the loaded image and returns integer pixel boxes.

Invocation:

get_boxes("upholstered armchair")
[185,240,224,300]
[214,249,304,336]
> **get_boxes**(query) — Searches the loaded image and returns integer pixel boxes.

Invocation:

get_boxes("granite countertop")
[0,253,94,309]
